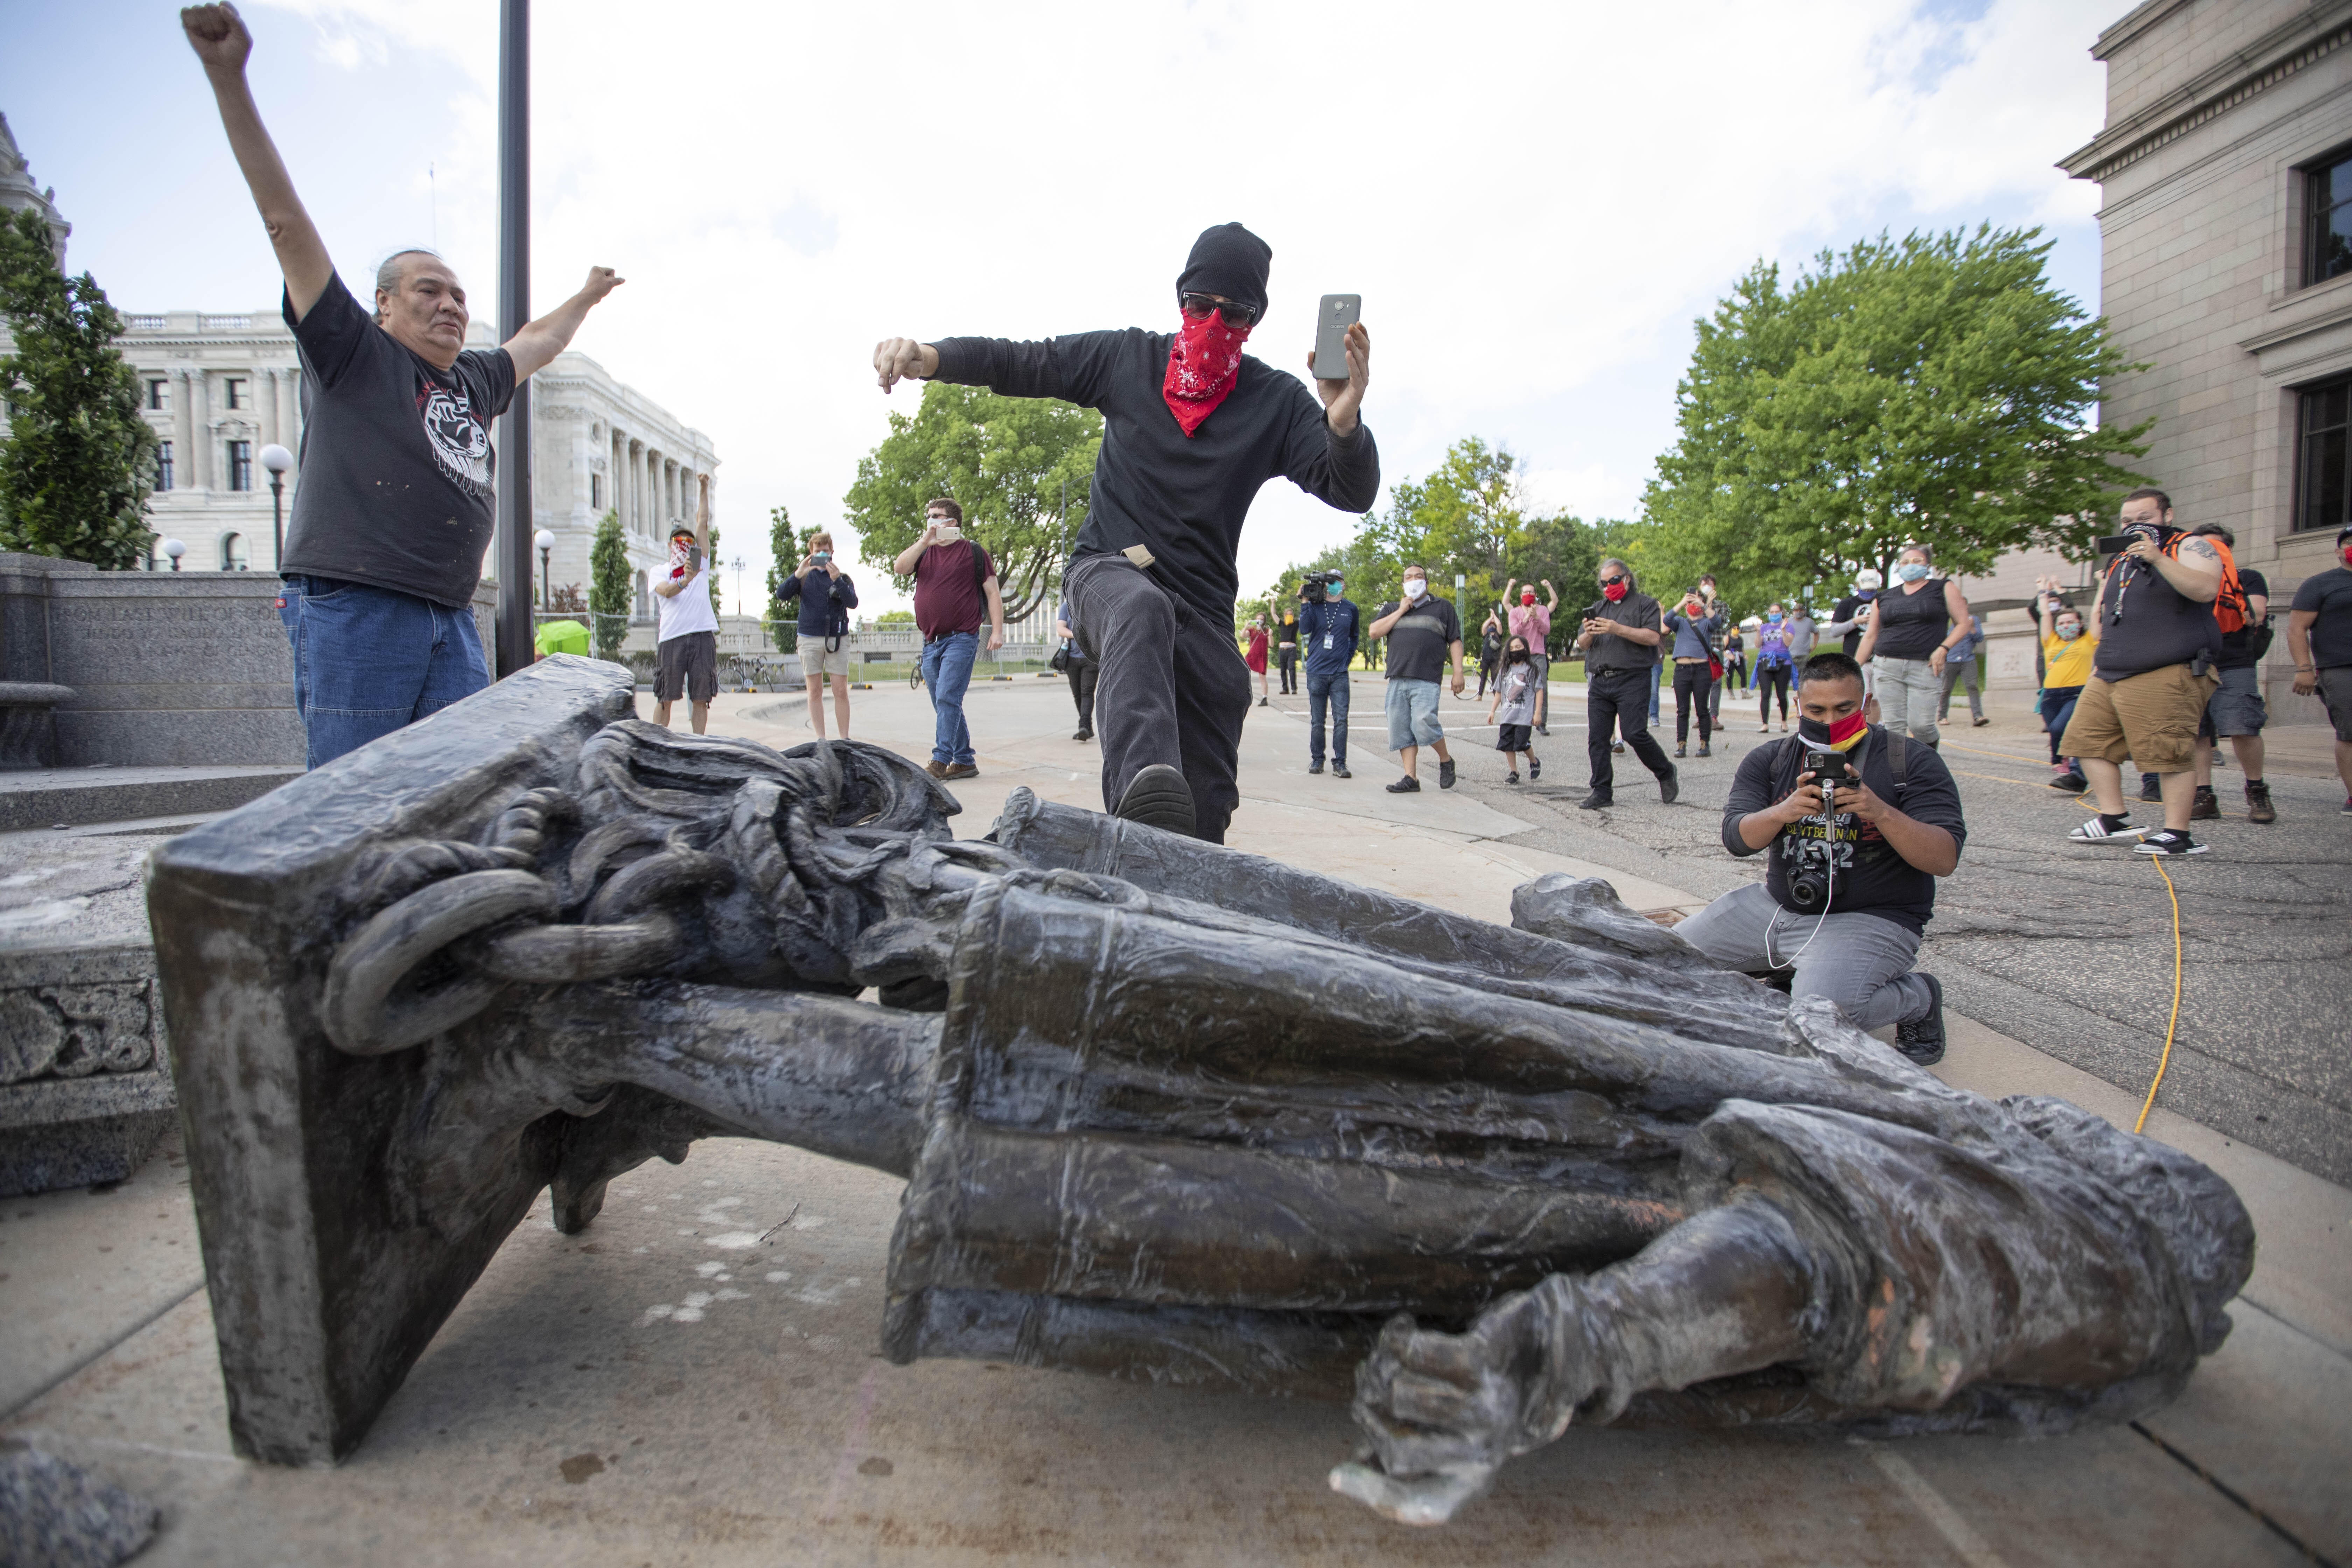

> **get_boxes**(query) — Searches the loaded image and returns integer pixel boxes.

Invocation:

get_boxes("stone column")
[191,371,214,491]
[171,369,195,490]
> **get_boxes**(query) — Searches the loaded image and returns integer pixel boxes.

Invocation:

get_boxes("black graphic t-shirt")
[280,272,518,608]
[1374,594,1462,684]
[1719,730,1968,934]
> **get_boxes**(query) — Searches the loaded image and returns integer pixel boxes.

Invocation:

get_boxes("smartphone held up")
[1312,293,1360,380]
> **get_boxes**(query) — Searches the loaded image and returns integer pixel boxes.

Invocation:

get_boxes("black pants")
[1065,659,1099,734]
[1475,657,1497,698]
[1587,665,1673,796]
[1672,663,1714,743]
[1065,554,1252,844]
[1277,648,1298,693]
[1757,664,1792,722]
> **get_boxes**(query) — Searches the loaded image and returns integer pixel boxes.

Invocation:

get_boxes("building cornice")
[2059,0,2352,184]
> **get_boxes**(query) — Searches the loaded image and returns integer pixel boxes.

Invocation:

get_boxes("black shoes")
[1577,792,1612,810]
[1308,760,1323,775]
[1674,744,1687,759]
[1386,775,1421,793]
[1658,765,1680,805]
[1439,758,1456,790]
[1257,697,1268,707]
[1528,756,1540,781]
[1115,763,1196,837]
[1895,973,1946,1065]
[1696,743,1712,758]
[2139,773,2162,802]
[1333,763,1351,779]
[1074,728,1093,741]
[2191,785,2219,821]
[2049,770,2087,792]
[2246,779,2276,824]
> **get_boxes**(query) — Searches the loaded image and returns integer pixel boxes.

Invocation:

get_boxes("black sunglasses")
[1600,575,1627,588]
[1180,292,1261,328]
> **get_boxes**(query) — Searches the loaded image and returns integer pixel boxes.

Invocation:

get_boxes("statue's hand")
[1356,1286,1571,1463]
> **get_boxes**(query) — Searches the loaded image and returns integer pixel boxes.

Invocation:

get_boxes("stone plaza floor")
[2,675,2345,1566]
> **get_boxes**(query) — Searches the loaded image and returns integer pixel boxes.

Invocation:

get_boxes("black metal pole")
[269,473,284,565]
[493,0,533,677]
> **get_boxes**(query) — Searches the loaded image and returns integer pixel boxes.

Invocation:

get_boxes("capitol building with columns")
[96,312,719,624]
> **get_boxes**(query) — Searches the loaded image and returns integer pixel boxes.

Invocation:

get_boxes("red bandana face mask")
[1163,310,1251,437]
[1602,581,1629,603]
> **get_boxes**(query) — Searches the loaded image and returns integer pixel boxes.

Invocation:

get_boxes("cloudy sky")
[2,0,2118,611]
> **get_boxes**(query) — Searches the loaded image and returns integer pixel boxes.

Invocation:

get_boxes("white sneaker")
[2068,816,2149,844]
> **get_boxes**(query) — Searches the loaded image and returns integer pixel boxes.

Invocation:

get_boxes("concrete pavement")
[1,674,2344,1566]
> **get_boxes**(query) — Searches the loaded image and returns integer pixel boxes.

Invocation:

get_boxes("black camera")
[1787,864,1834,912]
[1301,570,1343,599]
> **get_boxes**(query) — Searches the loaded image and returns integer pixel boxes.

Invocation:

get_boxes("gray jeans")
[1675,882,1934,1031]
[1876,655,1943,747]
[1064,553,1252,844]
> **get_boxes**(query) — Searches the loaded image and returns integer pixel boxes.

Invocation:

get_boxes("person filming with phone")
[870,223,1377,843]
[776,530,860,741]
[1674,651,1967,1064]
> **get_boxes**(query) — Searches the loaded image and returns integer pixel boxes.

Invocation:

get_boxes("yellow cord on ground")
[2135,853,2185,1134]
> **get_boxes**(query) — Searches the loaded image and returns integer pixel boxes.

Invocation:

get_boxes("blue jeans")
[1649,661,1664,724]
[278,575,489,770]
[1306,665,1350,765]
[919,630,979,766]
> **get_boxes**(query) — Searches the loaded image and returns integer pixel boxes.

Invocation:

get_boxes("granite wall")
[0,554,499,767]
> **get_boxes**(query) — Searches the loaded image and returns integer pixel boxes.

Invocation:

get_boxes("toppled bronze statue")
[148,659,2252,1523]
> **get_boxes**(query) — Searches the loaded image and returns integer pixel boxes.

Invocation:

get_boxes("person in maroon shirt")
[891,498,1005,780]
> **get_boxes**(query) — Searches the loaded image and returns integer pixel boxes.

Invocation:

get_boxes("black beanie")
[1176,223,1272,317]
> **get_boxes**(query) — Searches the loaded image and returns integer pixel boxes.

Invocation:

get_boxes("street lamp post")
[732,555,744,616]
[534,529,556,611]
[163,538,186,572]
[259,444,293,568]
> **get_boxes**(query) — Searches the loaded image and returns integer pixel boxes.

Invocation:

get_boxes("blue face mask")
[1894,562,1930,584]
[1327,582,1344,599]
[1766,612,1783,623]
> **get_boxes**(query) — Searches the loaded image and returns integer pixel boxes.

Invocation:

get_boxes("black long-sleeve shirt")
[929,330,1381,621]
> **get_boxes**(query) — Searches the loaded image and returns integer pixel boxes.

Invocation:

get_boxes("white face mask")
[1403,578,1427,600]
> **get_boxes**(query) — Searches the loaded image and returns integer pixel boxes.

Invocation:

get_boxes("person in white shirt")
[653,474,718,734]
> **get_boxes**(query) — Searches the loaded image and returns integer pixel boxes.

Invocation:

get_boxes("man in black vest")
[2059,487,2224,858]
[1675,652,1968,1062]
[1571,560,1676,808]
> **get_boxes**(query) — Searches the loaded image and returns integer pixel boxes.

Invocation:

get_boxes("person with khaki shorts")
[653,476,718,735]
[777,530,860,739]
[2061,487,2224,858]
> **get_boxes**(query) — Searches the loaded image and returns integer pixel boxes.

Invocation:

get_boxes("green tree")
[1642,226,2149,612]
[1367,437,1530,611]
[844,382,1100,622]
[707,526,721,618]
[0,210,157,567]
[875,609,914,625]
[761,503,799,653]
[588,509,630,661]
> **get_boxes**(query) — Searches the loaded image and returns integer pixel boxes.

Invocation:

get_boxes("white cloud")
[152,0,2120,606]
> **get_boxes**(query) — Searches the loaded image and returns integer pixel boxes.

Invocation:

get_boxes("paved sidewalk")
[2,677,2343,1566]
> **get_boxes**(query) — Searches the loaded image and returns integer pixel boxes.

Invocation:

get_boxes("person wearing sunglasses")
[870,223,1377,844]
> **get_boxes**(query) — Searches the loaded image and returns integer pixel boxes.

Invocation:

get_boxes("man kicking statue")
[872,223,1378,842]
[185,3,624,769]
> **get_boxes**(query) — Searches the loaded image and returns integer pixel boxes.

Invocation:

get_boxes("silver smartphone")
[1312,294,1361,380]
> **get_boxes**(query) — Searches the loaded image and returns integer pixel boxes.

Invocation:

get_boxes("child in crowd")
[1488,635,1541,783]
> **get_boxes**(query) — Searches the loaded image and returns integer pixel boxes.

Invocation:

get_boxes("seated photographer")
[1674,651,1966,1064]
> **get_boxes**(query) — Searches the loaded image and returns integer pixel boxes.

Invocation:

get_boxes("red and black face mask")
[1163,310,1252,437]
